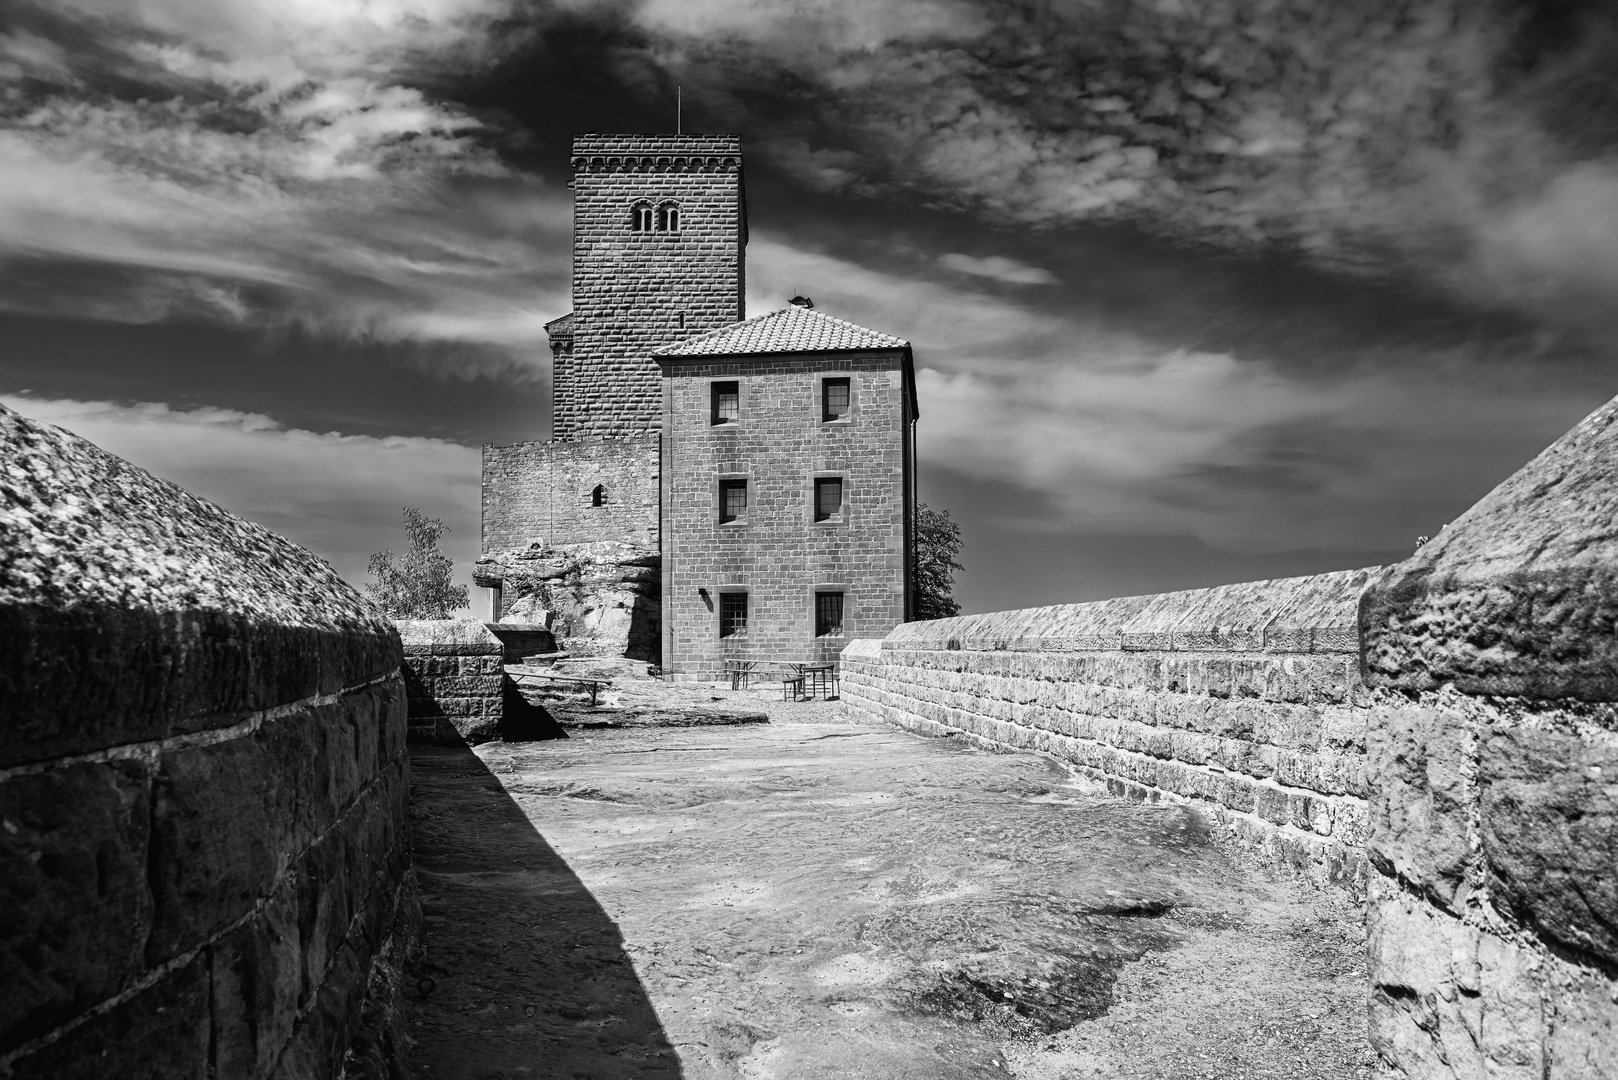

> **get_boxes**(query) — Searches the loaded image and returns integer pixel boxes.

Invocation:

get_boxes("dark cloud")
[4,0,1616,611]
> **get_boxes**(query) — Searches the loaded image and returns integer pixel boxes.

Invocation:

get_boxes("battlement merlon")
[571,133,743,168]
[570,133,747,248]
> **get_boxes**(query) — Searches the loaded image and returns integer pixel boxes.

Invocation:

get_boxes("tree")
[913,502,964,621]
[365,507,469,619]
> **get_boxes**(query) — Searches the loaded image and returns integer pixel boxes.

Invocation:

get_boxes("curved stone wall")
[1360,394,1618,1079]
[841,567,1380,890]
[843,390,1618,1078]
[0,403,414,1078]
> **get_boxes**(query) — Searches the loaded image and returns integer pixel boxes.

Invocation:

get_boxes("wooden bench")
[510,670,613,707]
[724,659,838,700]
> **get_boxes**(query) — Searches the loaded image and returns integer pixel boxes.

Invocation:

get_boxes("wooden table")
[724,659,839,700]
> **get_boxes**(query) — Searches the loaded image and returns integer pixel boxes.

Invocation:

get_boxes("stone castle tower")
[552,135,747,439]
[480,134,918,672]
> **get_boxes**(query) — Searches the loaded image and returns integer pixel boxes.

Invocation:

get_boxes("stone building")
[655,302,918,673]
[477,133,919,672]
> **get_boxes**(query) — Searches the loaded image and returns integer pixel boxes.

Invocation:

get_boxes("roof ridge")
[654,304,910,358]
[668,306,788,348]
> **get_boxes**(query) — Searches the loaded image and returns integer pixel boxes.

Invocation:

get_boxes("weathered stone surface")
[1362,393,1618,701]
[147,731,289,965]
[8,954,212,1080]
[480,435,660,550]
[1365,705,1477,913]
[1367,873,1562,1080]
[407,705,1373,1078]
[1480,725,1618,965]
[0,401,413,1078]
[880,569,1373,657]
[210,877,303,1079]
[841,571,1375,891]
[395,618,502,655]
[555,134,745,440]
[478,541,660,661]
[400,619,505,745]
[0,404,402,767]
[0,761,152,1054]
[482,622,556,663]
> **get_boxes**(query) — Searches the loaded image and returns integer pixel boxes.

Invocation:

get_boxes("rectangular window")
[813,477,843,521]
[712,381,739,424]
[719,478,747,523]
[822,377,850,422]
[720,592,748,638]
[815,592,844,637]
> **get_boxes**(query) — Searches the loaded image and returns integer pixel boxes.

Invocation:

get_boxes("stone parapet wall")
[482,623,557,664]
[1358,395,1618,1079]
[841,568,1380,891]
[0,403,415,1079]
[482,435,659,553]
[398,620,505,745]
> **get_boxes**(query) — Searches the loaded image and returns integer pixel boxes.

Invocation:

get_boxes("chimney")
[789,295,814,309]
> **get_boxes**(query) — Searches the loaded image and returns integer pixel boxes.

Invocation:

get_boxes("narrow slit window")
[712,381,739,425]
[822,377,851,422]
[814,477,843,522]
[591,484,605,507]
[815,592,844,637]
[631,202,653,232]
[720,592,748,638]
[658,201,681,232]
[719,478,747,523]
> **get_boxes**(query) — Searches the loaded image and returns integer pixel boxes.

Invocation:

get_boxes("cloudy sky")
[4,0,1616,613]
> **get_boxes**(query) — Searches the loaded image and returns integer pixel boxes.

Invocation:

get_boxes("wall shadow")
[404,742,682,1078]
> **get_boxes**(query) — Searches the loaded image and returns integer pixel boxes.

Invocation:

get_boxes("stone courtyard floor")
[404,687,1375,1079]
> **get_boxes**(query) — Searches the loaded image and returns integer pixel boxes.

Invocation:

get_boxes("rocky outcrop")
[476,541,659,663]
[0,402,415,1079]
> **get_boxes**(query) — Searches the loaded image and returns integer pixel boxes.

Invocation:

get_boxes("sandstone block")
[7,953,211,1080]
[147,733,284,965]
[1366,704,1476,912]
[1480,725,1618,965]
[210,876,303,1079]
[0,760,152,1054]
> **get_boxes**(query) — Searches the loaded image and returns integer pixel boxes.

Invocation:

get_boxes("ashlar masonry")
[478,133,919,673]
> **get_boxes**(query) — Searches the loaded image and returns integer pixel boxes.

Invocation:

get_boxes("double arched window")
[630,200,682,233]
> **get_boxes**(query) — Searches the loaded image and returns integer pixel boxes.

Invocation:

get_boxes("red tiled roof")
[655,306,910,358]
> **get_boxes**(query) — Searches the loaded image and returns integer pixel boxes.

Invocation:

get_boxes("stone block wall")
[398,620,505,745]
[1358,395,1618,1079]
[661,349,913,677]
[0,403,414,1079]
[481,434,659,553]
[483,623,557,663]
[559,134,747,439]
[840,568,1380,890]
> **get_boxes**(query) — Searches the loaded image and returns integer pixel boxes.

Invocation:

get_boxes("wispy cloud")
[937,253,1057,286]
[1,393,482,591]
[746,231,1606,555]
[0,0,569,366]
[918,343,1601,554]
